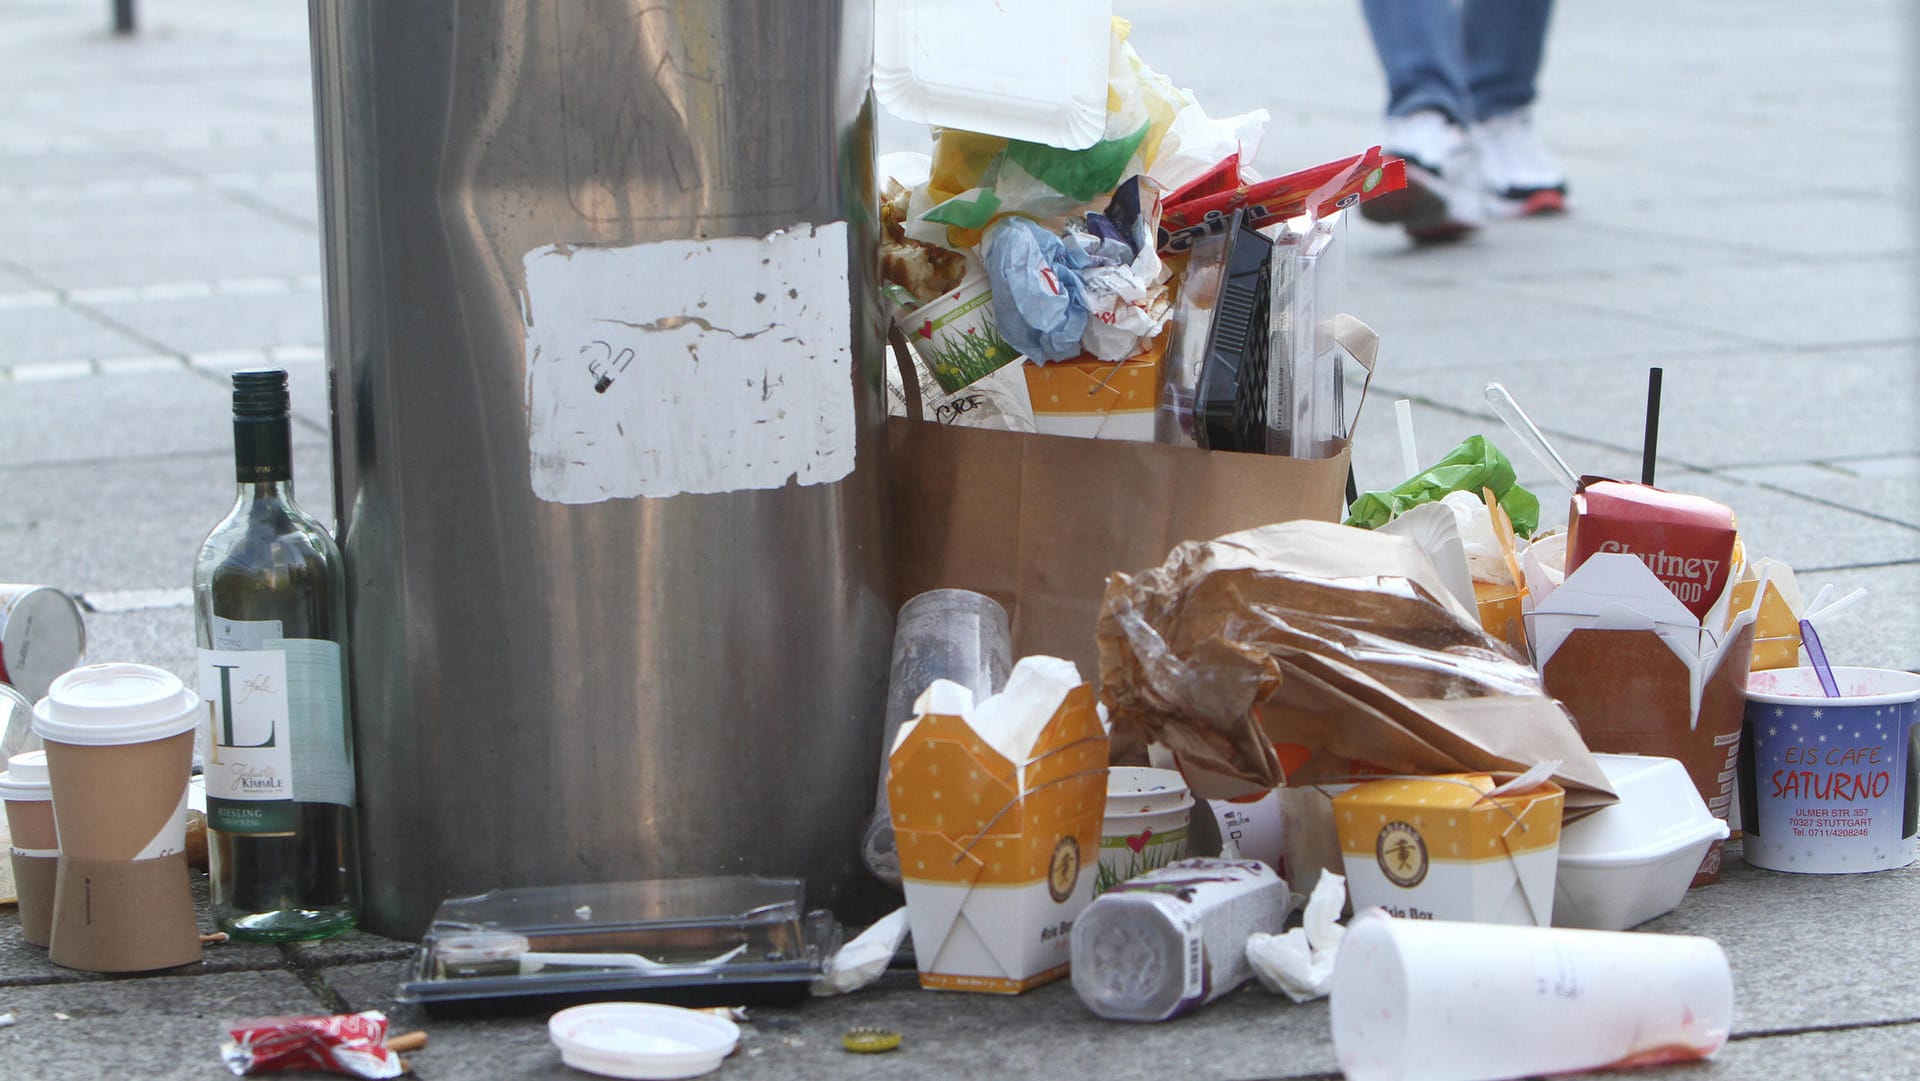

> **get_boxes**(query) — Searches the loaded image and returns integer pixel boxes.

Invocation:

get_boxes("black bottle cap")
[232,369,292,481]
[232,368,290,419]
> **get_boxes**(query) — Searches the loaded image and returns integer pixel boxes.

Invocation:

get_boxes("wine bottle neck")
[233,414,292,484]
[236,477,297,504]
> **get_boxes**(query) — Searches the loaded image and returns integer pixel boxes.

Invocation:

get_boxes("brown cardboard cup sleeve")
[11,852,57,947]
[49,853,201,972]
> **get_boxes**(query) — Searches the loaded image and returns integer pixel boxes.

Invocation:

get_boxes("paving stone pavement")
[0,1,1916,1078]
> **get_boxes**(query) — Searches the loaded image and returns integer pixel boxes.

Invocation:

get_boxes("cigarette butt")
[199,932,230,945]
[386,1031,429,1054]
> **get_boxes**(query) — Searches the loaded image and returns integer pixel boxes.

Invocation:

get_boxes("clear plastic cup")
[861,589,1011,888]
[1331,914,1732,1081]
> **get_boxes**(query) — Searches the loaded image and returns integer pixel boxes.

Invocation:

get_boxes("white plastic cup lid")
[31,663,201,747]
[0,749,51,799]
[548,1002,740,1080]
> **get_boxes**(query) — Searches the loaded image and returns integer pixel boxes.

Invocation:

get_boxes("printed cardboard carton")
[887,669,1109,993]
[1334,774,1563,926]
[1021,335,1166,443]
[1529,553,1758,886]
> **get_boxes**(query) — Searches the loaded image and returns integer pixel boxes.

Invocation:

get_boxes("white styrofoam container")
[1553,754,1730,931]
[874,0,1112,151]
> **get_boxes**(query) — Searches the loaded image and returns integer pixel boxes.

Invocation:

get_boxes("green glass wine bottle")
[193,368,360,941]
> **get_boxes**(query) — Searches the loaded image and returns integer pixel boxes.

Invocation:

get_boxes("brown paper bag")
[888,320,1374,686]
[1096,521,1617,812]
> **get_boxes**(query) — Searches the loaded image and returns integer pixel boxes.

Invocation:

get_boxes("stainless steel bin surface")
[310,1,891,937]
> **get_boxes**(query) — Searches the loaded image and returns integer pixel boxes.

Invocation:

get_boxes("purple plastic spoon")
[1800,618,1842,698]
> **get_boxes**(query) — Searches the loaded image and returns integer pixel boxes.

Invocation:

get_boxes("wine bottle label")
[199,637,354,834]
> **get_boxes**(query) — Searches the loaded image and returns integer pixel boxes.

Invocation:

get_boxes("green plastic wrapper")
[1345,435,1541,537]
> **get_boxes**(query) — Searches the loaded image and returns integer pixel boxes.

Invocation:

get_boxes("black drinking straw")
[1641,367,1664,486]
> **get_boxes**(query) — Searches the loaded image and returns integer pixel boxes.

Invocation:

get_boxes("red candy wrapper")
[222,1011,406,1078]
[1156,146,1408,253]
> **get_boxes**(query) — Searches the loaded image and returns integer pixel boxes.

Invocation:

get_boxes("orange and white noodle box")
[1333,774,1563,927]
[1021,341,1163,443]
[887,658,1109,993]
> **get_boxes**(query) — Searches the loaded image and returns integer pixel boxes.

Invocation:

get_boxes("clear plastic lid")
[397,876,840,1011]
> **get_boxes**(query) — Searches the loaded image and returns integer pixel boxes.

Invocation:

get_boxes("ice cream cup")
[1740,666,1920,874]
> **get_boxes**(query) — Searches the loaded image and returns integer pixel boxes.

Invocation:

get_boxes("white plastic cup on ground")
[1330,914,1732,1081]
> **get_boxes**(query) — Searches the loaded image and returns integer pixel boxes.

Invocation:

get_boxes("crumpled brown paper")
[1096,521,1615,812]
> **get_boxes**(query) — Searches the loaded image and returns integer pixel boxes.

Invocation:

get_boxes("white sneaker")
[1362,110,1486,241]
[1473,108,1568,218]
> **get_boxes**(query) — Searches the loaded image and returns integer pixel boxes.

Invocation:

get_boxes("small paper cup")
[1104,766,1190,815]
[1331,915,1732,1081]
[906,276,1021,393]
[1096,797,1193,895]
[1741,667,1920,874]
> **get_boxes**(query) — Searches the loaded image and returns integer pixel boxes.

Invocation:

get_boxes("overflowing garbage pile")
[0,12,1907,1081]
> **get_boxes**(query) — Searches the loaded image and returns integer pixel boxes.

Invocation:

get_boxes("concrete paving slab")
[1501,259,1914,351]
[0,969,322,1081]
[0,439,334,587]
[1400,347,1920,470]
[1797,564,1920,673]
[155,141,316,180]
[0,189,319,290]
[322,961,1347,1081]
[1640,853,1920,1033]
[0,147,167,188]
[1346,213,1778,288]
[1647,468,1920,573]
[0,367,226,464]
[74,605,197,683]
[69,291,322,367]
[1568,186,1913,263]
[1558,1023,1920,1081]
[0,303,151,368]
[1348,281,1752,372]
[1723,456,1920,531]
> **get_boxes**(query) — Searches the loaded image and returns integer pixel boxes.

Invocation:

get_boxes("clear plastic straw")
[1395,399,1419,480]
[1807,587,1867,624]
[1484,383,1580,492]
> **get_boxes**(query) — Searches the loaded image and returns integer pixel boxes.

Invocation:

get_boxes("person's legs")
[1463,0,1565,214]
[1359,0,1485,240]
[1360,0,1473,123]
[1463,0,1553,120]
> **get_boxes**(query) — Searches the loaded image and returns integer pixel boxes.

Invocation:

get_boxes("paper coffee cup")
[1096,768,1193,894]
[1,750,57,947]
[33,662,202,972]
[1331,915,1732,1081]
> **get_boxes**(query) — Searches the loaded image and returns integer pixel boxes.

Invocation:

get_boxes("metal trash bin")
[309,0,891,937]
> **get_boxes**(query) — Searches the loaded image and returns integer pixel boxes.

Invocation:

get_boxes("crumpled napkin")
[811,908,910,996]
[1246,869,1349,1003]
[982,216,1090,363]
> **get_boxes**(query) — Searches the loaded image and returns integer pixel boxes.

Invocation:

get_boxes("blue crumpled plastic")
[982,217,1090,364]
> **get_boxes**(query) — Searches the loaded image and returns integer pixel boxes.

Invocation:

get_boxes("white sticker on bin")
[521,223,857,503]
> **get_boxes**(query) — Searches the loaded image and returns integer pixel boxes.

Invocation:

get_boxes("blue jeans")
[1360,0,1554,123]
